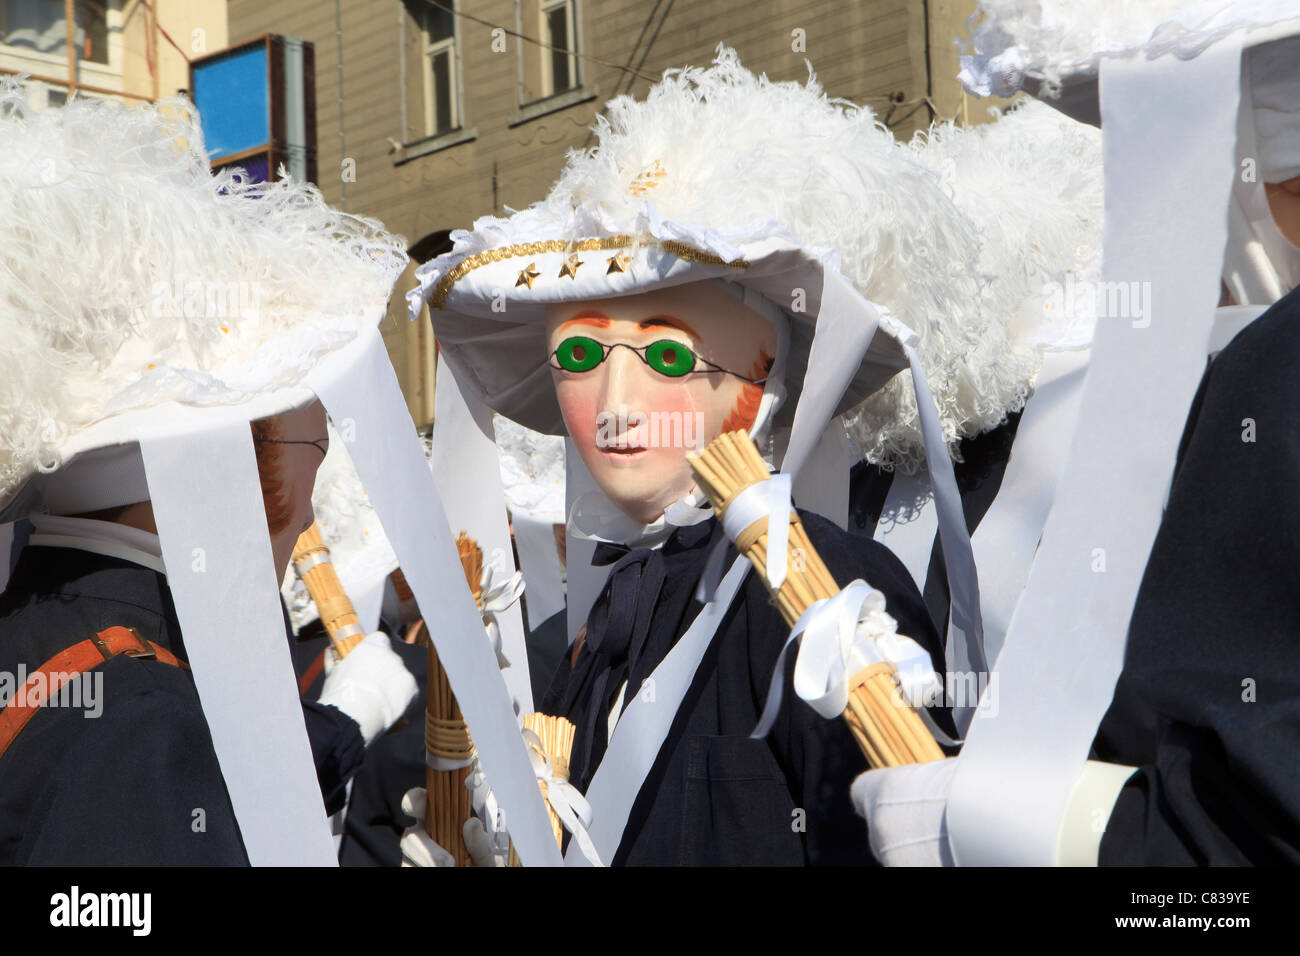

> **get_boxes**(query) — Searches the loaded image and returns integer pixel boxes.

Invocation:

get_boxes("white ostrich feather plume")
[0,80,407,505]
[961,0,1300,98]
[528,47,1100,467]
[430,47,1101,468]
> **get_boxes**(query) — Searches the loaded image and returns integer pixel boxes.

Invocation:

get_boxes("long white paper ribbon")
[308,330,560,866]
[140,420,337,866]
[565,556,751,866]
[947,38,1244,866]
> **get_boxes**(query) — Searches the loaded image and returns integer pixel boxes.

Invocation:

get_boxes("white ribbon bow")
[521,729,604,867]
[720,474,792,589]
[463,754,512,859]
[752,580,942,738]
[479,550,525,668]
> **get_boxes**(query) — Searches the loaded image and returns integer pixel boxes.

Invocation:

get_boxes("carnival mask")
[545,283,777,525]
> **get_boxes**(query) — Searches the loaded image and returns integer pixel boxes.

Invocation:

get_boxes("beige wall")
[0,1,226,104]
[226,0,1004,425]
[122,0,229,100]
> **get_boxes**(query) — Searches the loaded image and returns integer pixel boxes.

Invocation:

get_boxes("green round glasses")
[550,335,763,383]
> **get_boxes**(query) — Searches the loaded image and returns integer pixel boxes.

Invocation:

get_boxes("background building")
[1,0,226,107]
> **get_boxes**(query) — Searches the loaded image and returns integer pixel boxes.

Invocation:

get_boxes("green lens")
[555,336,603,372]
[645,340,695,377]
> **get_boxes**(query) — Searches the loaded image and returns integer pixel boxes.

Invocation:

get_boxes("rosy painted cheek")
[555,377,600,446]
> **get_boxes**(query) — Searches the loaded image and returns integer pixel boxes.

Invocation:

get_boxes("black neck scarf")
[563,519,719,792]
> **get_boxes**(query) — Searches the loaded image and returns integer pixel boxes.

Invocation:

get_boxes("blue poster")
[192,43,269,161]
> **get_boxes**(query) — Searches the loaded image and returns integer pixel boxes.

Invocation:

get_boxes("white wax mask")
[546,283,777,525]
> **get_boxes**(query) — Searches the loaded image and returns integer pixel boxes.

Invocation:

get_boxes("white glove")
[318,632,418,746]
[399,788,455,867]
[399,787,508,867]
[851,757,958,866]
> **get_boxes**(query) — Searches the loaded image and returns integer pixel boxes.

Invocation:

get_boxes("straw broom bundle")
[520,712,577,848]
[688,432,944,768]
[291,523,367,659]
[418,531,482,868]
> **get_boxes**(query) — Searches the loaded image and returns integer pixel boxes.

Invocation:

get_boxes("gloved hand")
[399,788,455,867]
[851,757,958,866]
[399,787,508,867]
[318,632,417,746]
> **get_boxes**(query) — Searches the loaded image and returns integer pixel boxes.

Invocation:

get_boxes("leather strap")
[0,626,189,761]
[298,647,328,696]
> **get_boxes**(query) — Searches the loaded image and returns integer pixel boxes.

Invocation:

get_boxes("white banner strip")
[513,512,565,632]
[567,556,751,866]
[431,352,533,713]
[947,39,1243,865]
[141,422,337,866]
[971,349,1091,667]
[309,331,560,866]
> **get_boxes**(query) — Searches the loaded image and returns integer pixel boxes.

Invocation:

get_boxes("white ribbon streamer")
[947,38,1245,866]
[309,330,561,866]
[566,556,751,866]
[720,474,792,589]
[140,419,337,866]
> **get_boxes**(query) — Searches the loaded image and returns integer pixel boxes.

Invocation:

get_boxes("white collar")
[26,513,167,575]
[567,486,715,550]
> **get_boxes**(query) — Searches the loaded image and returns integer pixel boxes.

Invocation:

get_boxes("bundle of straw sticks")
[688,432,944,768]
[418,531,483,867]
[291,523,368,659]
[521,712,576,848]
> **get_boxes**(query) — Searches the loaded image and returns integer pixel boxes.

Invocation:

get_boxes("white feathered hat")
[0,82,406,520]
[960,1,1300,302]
[961,0,1300,100]
[409,46,1101,471]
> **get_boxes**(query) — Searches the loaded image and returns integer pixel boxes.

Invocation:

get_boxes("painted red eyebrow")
[559,310,611,334]
[638,315,700,338]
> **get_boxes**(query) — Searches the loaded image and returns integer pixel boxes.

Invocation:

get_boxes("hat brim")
[2,355,331,523]
[415,223,908,436]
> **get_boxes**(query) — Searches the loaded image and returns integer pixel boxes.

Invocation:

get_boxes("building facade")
[225,0,1005,425]
[1,0,226,107]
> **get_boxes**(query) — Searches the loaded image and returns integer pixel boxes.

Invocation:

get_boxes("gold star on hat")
[558,254,584,279]
[515,263,541,288]
[606,251,631,274]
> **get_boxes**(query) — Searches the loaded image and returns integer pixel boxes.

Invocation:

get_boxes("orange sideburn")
[720,349,774,434]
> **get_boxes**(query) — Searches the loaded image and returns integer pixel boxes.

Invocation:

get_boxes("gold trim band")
[428,235,749,309]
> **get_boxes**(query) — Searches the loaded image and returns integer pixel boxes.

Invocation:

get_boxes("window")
[420,1,459,137]
[1,0,110,66]
[540,0,577,97]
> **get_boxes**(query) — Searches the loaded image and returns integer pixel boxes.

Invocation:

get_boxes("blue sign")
[192,43,269,161]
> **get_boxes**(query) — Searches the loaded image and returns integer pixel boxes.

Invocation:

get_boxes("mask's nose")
[598,345,644,415]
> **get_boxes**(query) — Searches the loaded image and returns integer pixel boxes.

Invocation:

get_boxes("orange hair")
[720,349,774,433]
